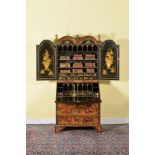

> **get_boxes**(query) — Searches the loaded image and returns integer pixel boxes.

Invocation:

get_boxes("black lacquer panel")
[36,40,56,80]
[100,40,119,80]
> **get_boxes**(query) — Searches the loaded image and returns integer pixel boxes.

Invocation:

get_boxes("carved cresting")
[55,35,98,45]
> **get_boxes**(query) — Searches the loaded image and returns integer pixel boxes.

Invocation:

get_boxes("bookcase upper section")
[36,35,119,80]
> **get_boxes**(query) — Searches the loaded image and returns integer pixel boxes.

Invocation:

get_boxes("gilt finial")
[54,34,58,43]
[55,34,58,40]
[76,34,79,38]
[98,34,101,42]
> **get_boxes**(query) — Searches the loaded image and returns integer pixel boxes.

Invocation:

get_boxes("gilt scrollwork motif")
[40,49,53,76]
[102,48,116,75]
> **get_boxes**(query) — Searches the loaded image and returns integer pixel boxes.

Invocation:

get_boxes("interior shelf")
[58,59,97,61]
[58,67,97,68]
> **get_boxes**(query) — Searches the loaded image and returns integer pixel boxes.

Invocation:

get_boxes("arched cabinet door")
[99,40,119,80]
[36,40,57,80]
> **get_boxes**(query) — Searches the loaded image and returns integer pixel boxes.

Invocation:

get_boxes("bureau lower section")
[55,102,102,133]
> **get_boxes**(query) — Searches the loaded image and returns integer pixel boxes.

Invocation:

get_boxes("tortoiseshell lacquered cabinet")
[36,35,119,133]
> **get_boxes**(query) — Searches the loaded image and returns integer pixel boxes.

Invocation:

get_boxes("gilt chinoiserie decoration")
[36,40,56,80]
[100,40,119,80]
[36,35,119,133]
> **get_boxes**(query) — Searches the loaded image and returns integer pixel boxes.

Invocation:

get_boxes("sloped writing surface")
[100,40,119,80]
[36,40,57,80]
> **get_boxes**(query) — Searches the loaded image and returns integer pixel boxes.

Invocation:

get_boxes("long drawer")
[57,115,100,125]
[56,102,100,115]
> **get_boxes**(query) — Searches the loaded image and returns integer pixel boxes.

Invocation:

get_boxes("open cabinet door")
[36,40,57,80]
[99,40,119,80]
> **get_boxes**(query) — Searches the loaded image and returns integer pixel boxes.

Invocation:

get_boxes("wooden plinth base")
[55,125,102,133]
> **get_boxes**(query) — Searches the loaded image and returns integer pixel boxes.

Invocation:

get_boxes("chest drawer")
[56,103,100,115]
[57,115,100,125]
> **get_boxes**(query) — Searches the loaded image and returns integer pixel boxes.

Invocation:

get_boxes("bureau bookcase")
[36,35,119,132]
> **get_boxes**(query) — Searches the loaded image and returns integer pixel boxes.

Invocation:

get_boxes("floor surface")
[26,124,129,155]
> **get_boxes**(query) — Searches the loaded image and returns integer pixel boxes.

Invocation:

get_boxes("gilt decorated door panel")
[100,40,119,80]
[36,40,57,80]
